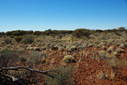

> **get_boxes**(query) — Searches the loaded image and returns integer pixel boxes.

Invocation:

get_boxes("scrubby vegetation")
[0,27,127,85]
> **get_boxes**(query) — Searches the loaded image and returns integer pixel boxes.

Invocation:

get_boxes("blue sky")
[0,0,127,32]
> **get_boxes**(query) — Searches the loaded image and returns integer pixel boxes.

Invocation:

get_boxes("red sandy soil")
[73,48,127,85]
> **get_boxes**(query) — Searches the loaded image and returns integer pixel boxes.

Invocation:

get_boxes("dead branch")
[0,66,57,78]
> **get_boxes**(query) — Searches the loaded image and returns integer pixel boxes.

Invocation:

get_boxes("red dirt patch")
[74,52,127,85]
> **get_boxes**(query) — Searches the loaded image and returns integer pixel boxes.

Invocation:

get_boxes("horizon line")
[0,26,127,33]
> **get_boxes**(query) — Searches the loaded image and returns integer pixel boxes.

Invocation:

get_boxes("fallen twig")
[0,66,58,78]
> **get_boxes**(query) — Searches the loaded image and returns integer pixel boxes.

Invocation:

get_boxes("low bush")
[0,49,20,67]
[44,65,74,85]
[27,51,48,64]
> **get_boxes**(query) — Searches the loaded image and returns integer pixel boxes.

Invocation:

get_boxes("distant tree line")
[0,27,126,37]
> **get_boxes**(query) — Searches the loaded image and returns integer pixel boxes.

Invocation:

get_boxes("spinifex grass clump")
[62,55,76,63]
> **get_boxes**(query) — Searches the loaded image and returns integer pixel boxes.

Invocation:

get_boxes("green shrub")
[0,49,20,67]
[44,65,74,85]
[27,51,47,64]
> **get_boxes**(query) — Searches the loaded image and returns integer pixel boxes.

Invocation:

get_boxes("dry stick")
[0,66,58,79]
